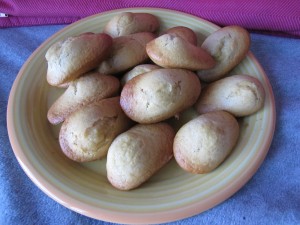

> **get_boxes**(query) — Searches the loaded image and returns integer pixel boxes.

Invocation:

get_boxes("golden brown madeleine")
[120,64,161,86]
[103,12,160,37]
[59,97,132,162]
[164,26,198,45]
[47,72,120,125]
[197,26,250,82]
[174,111,239,174]
[106,123,175,190]
[97,32,156,75]
[146,34,215,70]
[120,68,201,124]
[195,75,265,117]
[46,32,112,86]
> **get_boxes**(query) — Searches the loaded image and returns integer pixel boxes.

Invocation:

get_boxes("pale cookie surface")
[59,97,132,162]
[174,111,239,174]
[46,32,112,86]
[197,25,250,82]
[164,26,198,45]
[146,33,215,70]
[120,68,201,124]
[97,32,155,74]
[47,72,120,125]
[195,74,265,117]
[103,12,160,37]
[106,123,175,190]
[121,64,161,86]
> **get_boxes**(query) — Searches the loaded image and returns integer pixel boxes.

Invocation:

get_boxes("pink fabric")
[0,0,300,37]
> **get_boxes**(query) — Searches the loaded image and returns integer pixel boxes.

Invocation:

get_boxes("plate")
[7,8,276,224]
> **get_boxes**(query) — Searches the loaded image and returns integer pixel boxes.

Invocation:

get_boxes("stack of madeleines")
[46,12,265,191]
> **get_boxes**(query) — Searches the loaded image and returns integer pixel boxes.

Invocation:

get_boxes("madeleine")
[120,68,201,123]
[174,111,239,174]
[107,123,175,190]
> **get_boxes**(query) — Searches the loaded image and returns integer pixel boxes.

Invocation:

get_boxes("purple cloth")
[0,0,300,37]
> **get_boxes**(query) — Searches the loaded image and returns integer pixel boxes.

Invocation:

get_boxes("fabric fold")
[0,0,299,37]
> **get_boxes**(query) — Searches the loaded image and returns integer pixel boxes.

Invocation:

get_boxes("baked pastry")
[173,111,239,174]
[106,123,175,190]
[164,26,197,45]
[59,97,132,162]
[146,33,215,70]
[47,72,120,125]
[46,32,112,86]
[120,64,161,86]
[97,32,156,74]
[103,12,159,37]
[195,74,265,117]
[197,25,250,82]
[120,68,201,124]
